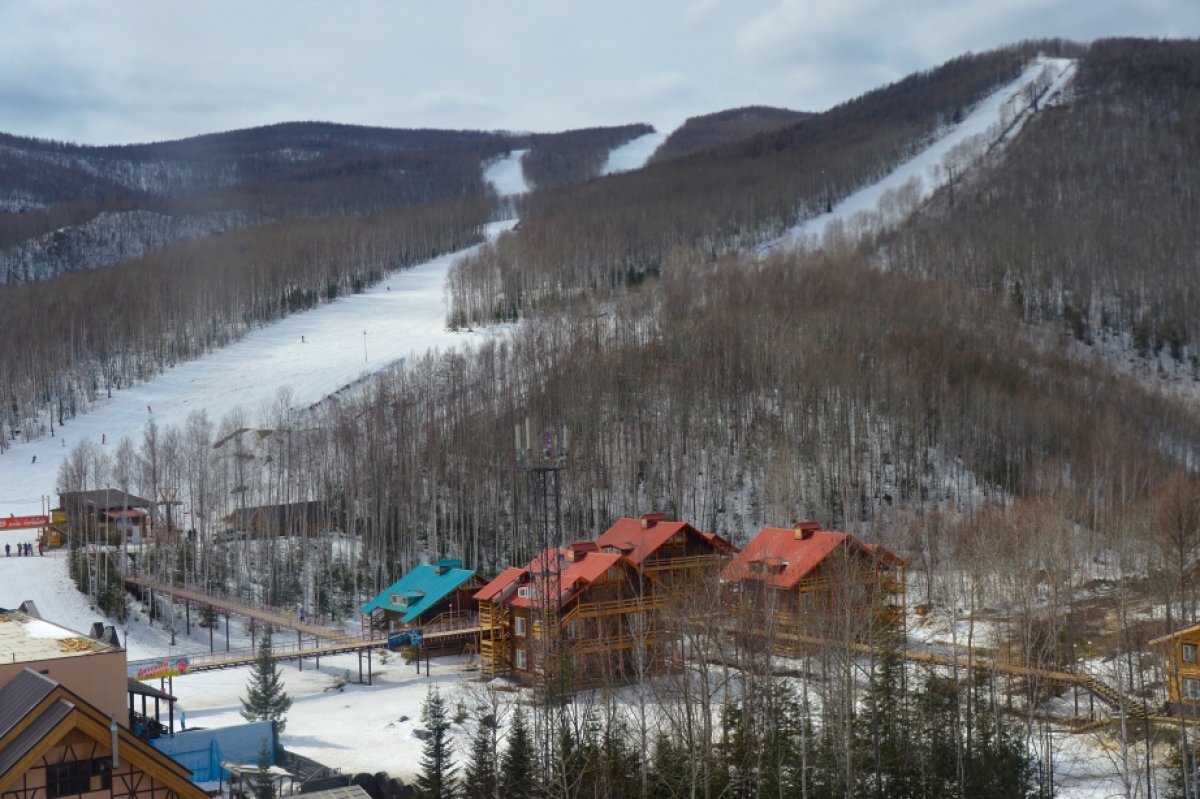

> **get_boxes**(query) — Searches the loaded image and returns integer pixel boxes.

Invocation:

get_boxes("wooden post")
[185,601,190,636]
[225,614,230,652]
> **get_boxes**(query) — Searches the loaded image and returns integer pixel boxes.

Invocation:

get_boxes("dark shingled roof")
[0,668,57,742]
[59,489,153,510]
[0,669,75,776]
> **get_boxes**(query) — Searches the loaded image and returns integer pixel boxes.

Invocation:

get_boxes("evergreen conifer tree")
[240,629,292,733]
[460,711,497,799]
[499,705,535,799]
[251,738,277,799]
[414,686,457,799]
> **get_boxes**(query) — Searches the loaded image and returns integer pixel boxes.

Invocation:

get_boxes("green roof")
[360,561,475,623]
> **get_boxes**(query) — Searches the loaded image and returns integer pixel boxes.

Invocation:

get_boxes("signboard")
[1,515,48,530]
[130,657,190,681]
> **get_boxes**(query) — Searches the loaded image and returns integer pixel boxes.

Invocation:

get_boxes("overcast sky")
[1,0,1196,146]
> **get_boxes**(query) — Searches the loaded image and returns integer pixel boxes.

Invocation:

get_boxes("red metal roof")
[478,548,625,611]
[594,514,714,567]
[474,566,526,602]
[720,525,853,588]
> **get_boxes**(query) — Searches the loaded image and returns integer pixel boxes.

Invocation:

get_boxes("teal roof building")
[360,559,480,626]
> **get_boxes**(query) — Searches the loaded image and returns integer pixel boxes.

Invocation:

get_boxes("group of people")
[4,541,40,556]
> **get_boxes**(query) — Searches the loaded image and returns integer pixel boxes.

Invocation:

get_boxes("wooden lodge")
[475,513,734,683]
[719,521,906,653]
[593,513,734,593]
[57,490,154,547]
[1150,621,1200,715]
[223,500,332,539]
[360,559,484,651]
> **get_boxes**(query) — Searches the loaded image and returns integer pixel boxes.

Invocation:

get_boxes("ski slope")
[601,129,667,174]
[767,57,1076,252]
[0,152,529,520]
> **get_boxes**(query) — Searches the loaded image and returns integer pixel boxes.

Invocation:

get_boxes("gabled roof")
[475,566,527,602]
[476,548,627,611]
[361,562,478,622]
[1150,621,1200,646]
[0,668,204,799]
[0,669,57,744]
[594,514,728,566]
[720,522,900,589]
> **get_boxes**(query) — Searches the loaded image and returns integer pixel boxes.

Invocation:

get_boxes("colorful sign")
[0,515,49,530]
[131,657,190,681]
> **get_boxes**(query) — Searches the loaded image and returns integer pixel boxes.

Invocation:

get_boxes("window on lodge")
[515,616,527,636]
[515,649,527,669]
[46,759,112,798]
[1184,643,1197,664]
[1184,677,1200,701]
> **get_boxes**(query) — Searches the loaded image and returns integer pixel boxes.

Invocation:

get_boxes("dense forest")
[649,105,812,162]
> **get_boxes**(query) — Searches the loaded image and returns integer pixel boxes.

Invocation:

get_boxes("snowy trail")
[601,130,667,174]
[0,152,529,519]
[766,57,1076,252]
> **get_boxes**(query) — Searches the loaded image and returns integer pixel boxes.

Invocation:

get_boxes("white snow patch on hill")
[766,57,1076,253]
[601,130,667,174]
[483,149,530,197]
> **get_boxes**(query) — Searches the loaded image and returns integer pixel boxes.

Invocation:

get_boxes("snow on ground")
[765,57,1076,253]
[483,149,530,196]
[0,148,529,520]
[600,130,667,175]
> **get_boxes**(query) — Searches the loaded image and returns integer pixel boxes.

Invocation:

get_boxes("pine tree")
[251,738,276,799]
[499,705,535,799]
[461,711,498,799]
[414,686,457,799]
[240,629,292,733]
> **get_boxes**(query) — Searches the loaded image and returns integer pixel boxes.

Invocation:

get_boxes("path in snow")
[483,149,530,197]
[601,130,667,174]
[767,57,1076,252]
[0,150,530,519]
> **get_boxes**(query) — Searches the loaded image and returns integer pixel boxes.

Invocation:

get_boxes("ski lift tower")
[515,418,569,707]
[515,418,569,560]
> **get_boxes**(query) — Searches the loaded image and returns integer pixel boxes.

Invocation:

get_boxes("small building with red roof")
[720,521,905,651]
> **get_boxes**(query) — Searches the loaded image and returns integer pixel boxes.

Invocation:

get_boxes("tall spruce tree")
[415,686,457,799]
[499,705,535,799]
[240,628,292,733]
[461,711,498,799]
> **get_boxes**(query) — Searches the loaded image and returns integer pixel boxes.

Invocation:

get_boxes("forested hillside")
[649,105,811,162]
[446,41,1079,327]
[877,38,1200,378]
[0,120,649,447]
[39,37,1200,796]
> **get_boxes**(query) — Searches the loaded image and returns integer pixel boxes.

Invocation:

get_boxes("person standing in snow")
[4,543,9,556]
[31,455,36,464]
[147,404,152,414]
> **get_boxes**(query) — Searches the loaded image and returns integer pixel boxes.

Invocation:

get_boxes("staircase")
[480,601,510,678]
[1076,674,1151,720]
